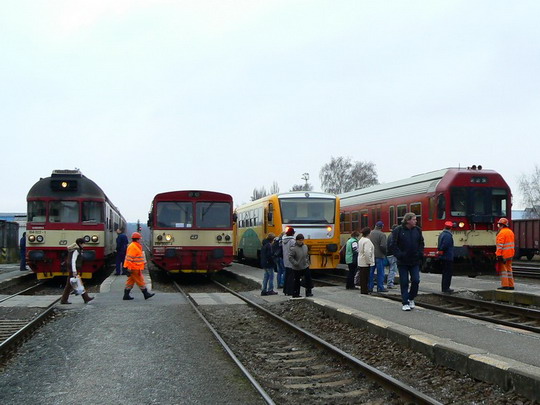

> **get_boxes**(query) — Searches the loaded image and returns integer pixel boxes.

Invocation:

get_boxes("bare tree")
[519,165,540,218]
[270,181,280,194]
[319,156,378,194]
[290,183,313,191]
[251,187,268,201]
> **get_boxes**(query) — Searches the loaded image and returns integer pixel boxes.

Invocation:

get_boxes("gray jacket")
[282,236,296,268]
[289,243,310,270]
[369,229,387,259]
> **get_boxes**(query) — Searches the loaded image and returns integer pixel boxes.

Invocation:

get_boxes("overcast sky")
[1,1,539,221]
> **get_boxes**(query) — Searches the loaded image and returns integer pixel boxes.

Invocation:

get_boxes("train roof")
[277,191,337,200]
[27,170,107,200]
[153,190,233,201]
[338,167,504,207]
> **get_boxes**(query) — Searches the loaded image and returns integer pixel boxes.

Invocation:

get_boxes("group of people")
[344,213,516,311]
[260,227,313,299]
[60,229,155,304]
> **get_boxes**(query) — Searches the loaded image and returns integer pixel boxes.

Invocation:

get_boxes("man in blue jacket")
[437,221,455,293]
[390,213,425,311]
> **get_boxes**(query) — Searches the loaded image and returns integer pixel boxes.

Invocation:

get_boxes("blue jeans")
[387,255,397,287]
[369,257,386,291]
[262,267,275,292]
[398,264,420,304]
[275,257,285,287]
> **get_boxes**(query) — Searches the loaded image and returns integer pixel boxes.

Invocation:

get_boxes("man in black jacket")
[390,213,425,311]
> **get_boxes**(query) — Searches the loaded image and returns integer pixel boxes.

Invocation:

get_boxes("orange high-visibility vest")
[495,227,515,259]
[124,242,145,270]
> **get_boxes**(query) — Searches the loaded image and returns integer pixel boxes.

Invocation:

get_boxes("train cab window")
[450,188,467,217]
[389,206,395,227]
[49,201,79,223]
[82,202,104,223]
[397,205,407,224]
[360,210,368,229]
[157,202,193,228]
[28,201,46,222]
[437,195,446,219]
[196,202,231,228]
[410,203,422,228]
[492,189,508,217]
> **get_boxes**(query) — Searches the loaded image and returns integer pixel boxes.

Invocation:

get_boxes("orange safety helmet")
[497,218,509,226]
[131,232,142,239]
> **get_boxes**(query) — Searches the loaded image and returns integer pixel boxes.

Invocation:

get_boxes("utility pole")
[301,173,309,189]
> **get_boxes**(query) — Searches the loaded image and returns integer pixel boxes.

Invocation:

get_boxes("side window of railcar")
[28,201,46,222]
[82,202,104,223]
[389,206,395,227]
[397,205,407,225]
[410,203,422,228]
[360,210,368,229]
[157,202,193,228]
[436,195,446,219]
[343,212,351,233]
[49,201,79,223]
[351,212,359,231]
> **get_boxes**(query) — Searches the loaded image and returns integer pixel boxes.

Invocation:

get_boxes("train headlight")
[165,234,172,241]
[326,226,332,232]
[36,235,44,243]
[225,235,231,241]
[157,235,163,241]
[29,235,36,242]
[458,222,465,228]
[217,235,223,241]
[84,235,91,243]
[91,235,99,243]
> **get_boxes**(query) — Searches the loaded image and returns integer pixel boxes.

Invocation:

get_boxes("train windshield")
[450,187,508,218]
[82,202,104,223]
[156,202,193,228]
[28,201,46,222]
[279,198,336,224]
[49,201,79,223]
[196,202,231,228]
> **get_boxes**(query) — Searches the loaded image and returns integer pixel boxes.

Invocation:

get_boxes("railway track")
[175,280,442,405]
[0,283,59,362]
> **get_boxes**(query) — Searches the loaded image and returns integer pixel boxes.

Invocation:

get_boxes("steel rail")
[0,282,45,304]
[172,281,275,405]
[212,280,443,405]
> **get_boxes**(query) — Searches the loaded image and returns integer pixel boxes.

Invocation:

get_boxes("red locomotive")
[26,169,126,279]
[148,190,234,274]
[339,166,511,274]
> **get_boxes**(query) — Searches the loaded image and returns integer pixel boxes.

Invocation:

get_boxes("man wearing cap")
[495,218,515,290]
[368,221,388,293]
[437,221,455,293]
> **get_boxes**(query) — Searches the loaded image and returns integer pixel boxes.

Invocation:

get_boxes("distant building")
[0,213,26,240]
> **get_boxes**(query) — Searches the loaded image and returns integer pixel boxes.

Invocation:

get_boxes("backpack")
[272,237,283,258]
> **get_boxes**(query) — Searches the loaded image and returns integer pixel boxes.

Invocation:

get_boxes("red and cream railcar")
[148,190,234,274]
[339,167,511,274]
[26,169,126,279]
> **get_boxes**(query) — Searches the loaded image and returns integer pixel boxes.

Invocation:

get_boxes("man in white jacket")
[355,227,375,294]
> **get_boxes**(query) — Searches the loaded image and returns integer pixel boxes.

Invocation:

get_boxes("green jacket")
[345,237,359,264]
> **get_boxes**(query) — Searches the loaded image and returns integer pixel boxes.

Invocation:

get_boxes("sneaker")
[261,291,268,296]
[378,289,388,293]
[408,300,415,309]
[267,291,278,295]
[402,304,411,311]
[387,285,394,289]
[442,289,454,294]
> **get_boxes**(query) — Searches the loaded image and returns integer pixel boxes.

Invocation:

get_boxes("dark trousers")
[398,264,420,305]
[441,260,453,291]
[283,267,295,295]
[358,266,370,294]
[292,268,312,297]
[346,262,357,289]
[115,253,126,275]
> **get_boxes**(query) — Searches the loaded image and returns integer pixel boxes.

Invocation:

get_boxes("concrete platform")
[227,262,540,401]
[0,295,57,308]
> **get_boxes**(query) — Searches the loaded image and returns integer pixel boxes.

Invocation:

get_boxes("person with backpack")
[272,232,285,288]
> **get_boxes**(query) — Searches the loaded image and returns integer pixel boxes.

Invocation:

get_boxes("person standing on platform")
[19,232,27,271]
[390,213,425,311]
[495,218,515,290]
[369,221,388,293]
[123,232,155,300]
[60,238,94,304]
[345,231,360,289]
[282,227,296,295]
[289,234,312,298]
[386,225,399,289]
[356,227,375,294]
[437,221,455,293]
[260,233,278,296]
[115,227,129,275]
[272,232,285,289]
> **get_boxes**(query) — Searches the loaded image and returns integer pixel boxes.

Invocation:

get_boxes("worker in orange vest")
[123,232,155,300]
[495,218,515,290]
